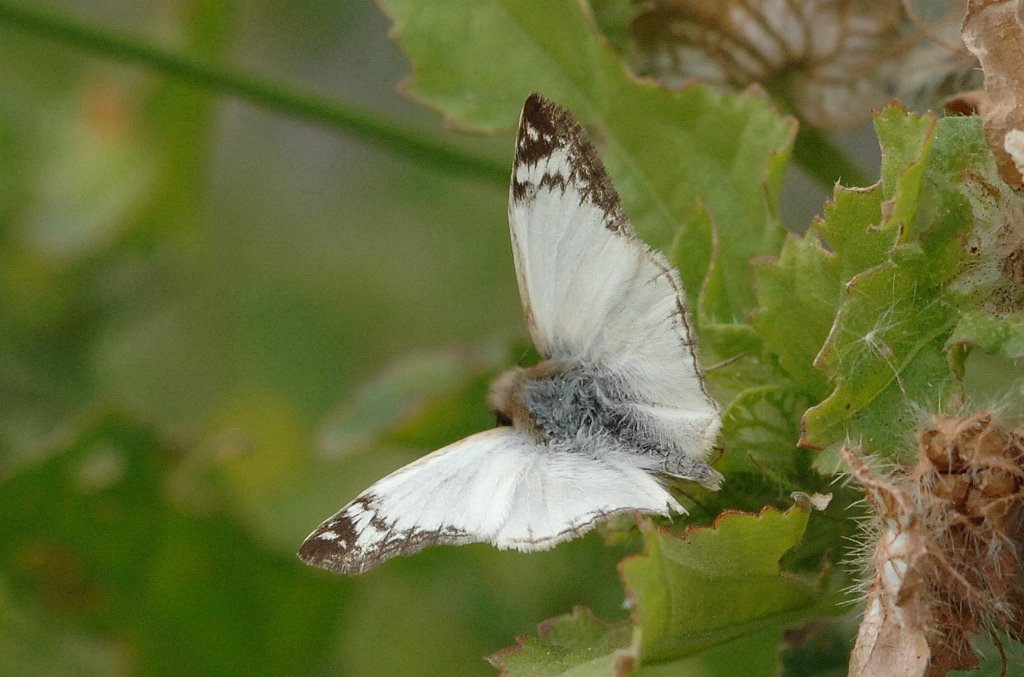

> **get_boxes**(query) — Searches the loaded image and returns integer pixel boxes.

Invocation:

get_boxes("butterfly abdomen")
[488,360,720,488]
[489,361,613,441]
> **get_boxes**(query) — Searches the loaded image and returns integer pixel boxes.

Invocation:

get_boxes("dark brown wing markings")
[512,93,627,233]
[299,495,474,575]
[511,93,713,403]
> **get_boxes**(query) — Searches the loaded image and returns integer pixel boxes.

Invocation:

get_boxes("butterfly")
[298,93,722,575]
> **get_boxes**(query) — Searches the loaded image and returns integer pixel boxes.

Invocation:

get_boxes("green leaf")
[801,261,960,455]
[951,633,1024,676]
[940,119,1024,359]
[914,116,997,280]
[589,0,635,55]
[488,606,633,676]
[489,509,827,676]
[717,384,815,493]
[621,507,817,664]
[799,113,992,455]
[695,210,774,358]
[875,106,937,234]
[751,235,840,398]
[742,114,938,464]
[949,310,1024,359]
[653,627,792,677]
[379,0,794,330]
[669,205,714,317]
[813,184,892,283]
[744,115,934,466]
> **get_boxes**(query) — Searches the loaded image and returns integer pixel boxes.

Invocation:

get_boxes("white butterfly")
[299,93,722,575]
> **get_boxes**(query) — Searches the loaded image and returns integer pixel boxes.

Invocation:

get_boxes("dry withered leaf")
[630,0,903,129]
[847,413,1024,677]
[962,0,1024,187]
[845,448,931,677]
[1006,128,1024,178]
[626,0,983,130]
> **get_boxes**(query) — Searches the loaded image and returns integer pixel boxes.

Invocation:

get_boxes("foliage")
[1,0,1022,675]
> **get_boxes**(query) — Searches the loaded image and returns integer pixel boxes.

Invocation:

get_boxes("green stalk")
[0,3,871,191]
[0,1,509,184]
[794,126,872,189]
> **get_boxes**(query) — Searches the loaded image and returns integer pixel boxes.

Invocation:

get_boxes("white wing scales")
[299,93,721,574]
[509,95,720,458]
[299,428,682,574]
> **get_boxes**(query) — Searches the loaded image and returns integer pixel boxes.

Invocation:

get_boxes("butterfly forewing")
[509,95,720,456]
[299,93,722,575]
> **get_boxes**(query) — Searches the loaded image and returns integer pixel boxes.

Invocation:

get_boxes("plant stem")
[0,1,509,184]
[0,3,872,193]
[794,126,872,189]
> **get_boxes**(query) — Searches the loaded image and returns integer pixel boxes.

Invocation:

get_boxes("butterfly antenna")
[704,353,747,372]
[671,483,716,517]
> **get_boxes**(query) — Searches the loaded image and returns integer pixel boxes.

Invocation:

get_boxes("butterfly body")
[299,94,721,575]
[489,360,721,489]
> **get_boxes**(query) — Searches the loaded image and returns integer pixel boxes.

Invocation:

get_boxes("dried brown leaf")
[1006,128,1024,177]
[629,0,902,129]
[845,448,931,677]
[962,0,1024,187]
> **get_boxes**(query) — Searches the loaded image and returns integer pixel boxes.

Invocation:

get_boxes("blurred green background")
[0,1,650,675]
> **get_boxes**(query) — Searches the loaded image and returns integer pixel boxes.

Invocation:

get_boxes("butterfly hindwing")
[298,428,682,574]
